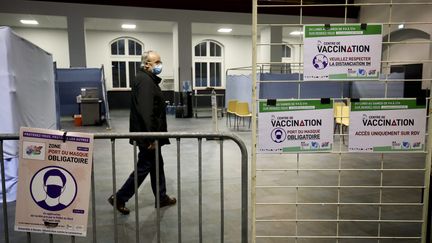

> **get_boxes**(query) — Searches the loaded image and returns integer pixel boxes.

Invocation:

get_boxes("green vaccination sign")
[303,24,382,81]
[348,99,426,152]
[258,100,334,153]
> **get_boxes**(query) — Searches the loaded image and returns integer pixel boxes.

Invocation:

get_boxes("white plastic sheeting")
[0,27,57,202]
[225,74,254,109]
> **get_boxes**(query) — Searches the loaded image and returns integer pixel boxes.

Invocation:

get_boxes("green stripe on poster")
[305,24,382,38]
[328,73,379,80]
[373,145,424,152]
[259,99,333,113]
[351,99,426,111]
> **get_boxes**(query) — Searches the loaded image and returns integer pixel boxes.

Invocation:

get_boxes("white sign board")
[15,127,94,236]
[258,100,334,153]
[349,99,426,152]
[303,24,382,81]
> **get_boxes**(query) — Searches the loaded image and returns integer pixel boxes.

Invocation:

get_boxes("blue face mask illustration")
[275,130,283,139]
[46,185,63,198]
[152,63,163,75]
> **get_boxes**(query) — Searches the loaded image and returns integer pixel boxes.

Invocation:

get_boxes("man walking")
[108,50,176,215]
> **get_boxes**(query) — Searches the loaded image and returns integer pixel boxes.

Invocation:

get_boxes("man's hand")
[147,142,157,150]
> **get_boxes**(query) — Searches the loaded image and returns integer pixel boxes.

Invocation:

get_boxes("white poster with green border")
[349,99,426,152]
[303,24,382,81]
[258,99,334,153]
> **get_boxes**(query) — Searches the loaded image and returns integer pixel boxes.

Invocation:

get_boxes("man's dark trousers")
[116,145,167,203]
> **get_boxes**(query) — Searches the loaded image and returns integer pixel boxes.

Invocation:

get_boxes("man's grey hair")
[141,50,155,67]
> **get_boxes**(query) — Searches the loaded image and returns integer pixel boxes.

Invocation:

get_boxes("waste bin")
[79,87,101,125]
[184,91,193,118]
[176,92,192,118]
[80,99,101,125]
[175,105,185,118]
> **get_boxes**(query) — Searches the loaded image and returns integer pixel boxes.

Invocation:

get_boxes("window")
[110,37,144,89]
[282,45,291,58]
[193,40,224,88]
[281,44,293,74]
[112,61,126,88]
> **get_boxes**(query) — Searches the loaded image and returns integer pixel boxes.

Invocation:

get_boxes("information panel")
[303,24,382,81]
[258,100,334,153]
[349,99,426,152]
[15,127,94,236]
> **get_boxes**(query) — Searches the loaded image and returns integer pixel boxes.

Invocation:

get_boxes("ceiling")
[1,0,357,36]
[1,14,305,37]
[30,0,360,18]
[0,13,67,29]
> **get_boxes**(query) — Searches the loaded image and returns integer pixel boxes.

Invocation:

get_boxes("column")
[173,20,192,93]
[270,26,283,73]
[259,26,283,73]
[67,15,87,67]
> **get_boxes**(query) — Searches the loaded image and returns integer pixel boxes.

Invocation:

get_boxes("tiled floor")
[1,109,430,243]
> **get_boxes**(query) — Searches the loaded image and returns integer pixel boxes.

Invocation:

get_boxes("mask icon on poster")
[271,128,286,143]
[30,166,77,211]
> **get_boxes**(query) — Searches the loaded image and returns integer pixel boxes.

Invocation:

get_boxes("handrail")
[0,131,249,243]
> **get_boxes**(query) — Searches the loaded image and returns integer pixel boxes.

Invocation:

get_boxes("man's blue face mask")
[152,63,163,75]
[46,185,63,198]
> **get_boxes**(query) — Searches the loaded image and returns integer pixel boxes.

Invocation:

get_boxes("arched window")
[193,40,224,88]
[282,45,291,58]
[281,44,293,74]
[110,37,143,89]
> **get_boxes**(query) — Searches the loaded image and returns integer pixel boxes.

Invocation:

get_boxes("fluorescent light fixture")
[398,24,404,29]
[20,19,39,25]
[121,24,136,29]
[290,31,303,36]
[218,28,232,33]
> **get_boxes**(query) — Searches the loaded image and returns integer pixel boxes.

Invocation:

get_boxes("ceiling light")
[121,24,136,29]
[398,24,404,29]
[20,19,39,25]
[218,28,232,33]
[290,31,303,36]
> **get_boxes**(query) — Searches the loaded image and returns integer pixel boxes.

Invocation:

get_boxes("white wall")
[258,30,303,73]
[258,27,271,65]
[85,30,173,90]
[9,27,253,90]
[382,37,430,80]
[358,0,432,35]
[357,0,432,88]
[12,27,69,68]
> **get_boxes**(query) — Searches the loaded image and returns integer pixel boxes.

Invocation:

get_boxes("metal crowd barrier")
[0,132,248,243]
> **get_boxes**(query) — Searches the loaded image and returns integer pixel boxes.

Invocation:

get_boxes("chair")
[335,105,350,144]
[226,100,238,127]
[234,102,252,130]
[333,102,345,118]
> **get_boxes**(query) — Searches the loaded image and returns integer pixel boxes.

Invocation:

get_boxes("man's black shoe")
[108,195,130,215]
[156,196,177,208]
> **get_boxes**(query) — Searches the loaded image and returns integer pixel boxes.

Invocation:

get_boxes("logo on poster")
[313,54,328,70]
[357,68,366,76]
[271,128,286,143]
[30,166,77,211]
[413,142,421,148]
[402,141,410,149]
[311,141,320,149]
[23,141,45,160]
[321,141,330,148]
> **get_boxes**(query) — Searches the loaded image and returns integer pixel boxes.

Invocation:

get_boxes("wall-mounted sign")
[349,99,426,152]
[258,99,334,153]
[15,127,94,236]
[303,24,382,81]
